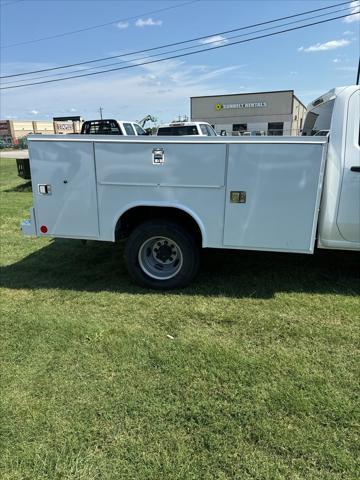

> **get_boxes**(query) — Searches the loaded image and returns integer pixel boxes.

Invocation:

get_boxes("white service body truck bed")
[24,135,326,253]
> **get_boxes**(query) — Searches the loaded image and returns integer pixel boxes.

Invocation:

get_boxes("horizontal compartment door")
[94,142,226,188]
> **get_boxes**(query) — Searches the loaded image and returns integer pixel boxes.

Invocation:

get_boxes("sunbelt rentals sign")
[215,102,267,111]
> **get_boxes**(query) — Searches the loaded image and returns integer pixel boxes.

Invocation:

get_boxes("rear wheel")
[124,220,200,289]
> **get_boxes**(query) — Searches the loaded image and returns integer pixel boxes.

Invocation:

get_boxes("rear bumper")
[21,207,37,236]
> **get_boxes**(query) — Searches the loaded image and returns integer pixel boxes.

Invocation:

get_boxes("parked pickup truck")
[81,119,148,136]
[22,85,359,289]
[156,121,217,136]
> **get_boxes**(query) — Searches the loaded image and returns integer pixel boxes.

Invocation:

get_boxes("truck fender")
[112,201,208,246]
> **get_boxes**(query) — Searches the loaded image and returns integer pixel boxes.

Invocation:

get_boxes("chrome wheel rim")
[138,236,183,280]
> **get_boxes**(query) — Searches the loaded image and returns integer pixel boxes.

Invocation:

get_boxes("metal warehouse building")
[190,90,307,136]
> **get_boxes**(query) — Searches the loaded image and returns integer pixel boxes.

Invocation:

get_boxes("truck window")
[81,120,122,135]
[302,99,335,136]
[157,126,199,136]
[123,123,136,135]
[206,125,217,136]
[133,123,147,135]
[108,120,122,134]
[200,124,209,135]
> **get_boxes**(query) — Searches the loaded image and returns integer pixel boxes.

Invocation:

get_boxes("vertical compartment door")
[30,140,99,239]
[223,143,325,253]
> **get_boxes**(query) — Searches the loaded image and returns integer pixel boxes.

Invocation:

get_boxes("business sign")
[55,121,74,132]
[215,102,267,111]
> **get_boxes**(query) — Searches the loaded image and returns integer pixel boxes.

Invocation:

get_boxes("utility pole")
[99,107,103,119]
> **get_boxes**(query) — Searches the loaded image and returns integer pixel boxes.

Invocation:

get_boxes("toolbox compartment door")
[29,140,99,239]
[223,142,325,253]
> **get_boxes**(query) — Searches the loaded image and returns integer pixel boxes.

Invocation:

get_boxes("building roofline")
[2,119,54,123]
[190,90,294,100]
[292,94,307,109]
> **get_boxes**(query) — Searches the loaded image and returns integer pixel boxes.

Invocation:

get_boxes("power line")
[1,5,353,86]
[0,0,353,79]
[1,0,199,49]
[1,12,357,90]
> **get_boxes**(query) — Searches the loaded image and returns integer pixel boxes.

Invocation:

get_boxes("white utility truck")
[22,85,359,289]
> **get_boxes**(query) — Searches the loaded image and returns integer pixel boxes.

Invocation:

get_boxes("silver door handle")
[152,148,165,165]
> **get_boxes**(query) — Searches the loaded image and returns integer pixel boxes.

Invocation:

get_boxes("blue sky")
[0,0,359,122]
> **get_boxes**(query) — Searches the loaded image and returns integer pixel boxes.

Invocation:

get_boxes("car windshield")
[302,99,335,136]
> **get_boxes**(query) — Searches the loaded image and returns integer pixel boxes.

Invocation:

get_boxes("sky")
[0,0,359,123]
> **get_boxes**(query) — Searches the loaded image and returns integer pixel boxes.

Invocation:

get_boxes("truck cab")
[81,119,147,136]
[302,86,360,249]
[156,122,217,136]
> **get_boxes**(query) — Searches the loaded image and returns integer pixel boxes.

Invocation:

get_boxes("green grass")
[0,157,359,480]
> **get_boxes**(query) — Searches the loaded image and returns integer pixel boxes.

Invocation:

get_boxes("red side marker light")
[40,225,48,234]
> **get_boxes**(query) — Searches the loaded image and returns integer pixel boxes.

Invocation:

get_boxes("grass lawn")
[0,157,359,479]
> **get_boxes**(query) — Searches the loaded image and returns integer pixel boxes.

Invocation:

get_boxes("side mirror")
[220,130,227,136]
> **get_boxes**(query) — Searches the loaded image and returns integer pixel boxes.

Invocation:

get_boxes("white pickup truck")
[22,85,359,289]
[81,119,147,136]
[156,122,217,136]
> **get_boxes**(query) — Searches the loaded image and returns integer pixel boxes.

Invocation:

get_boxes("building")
[190,90,307,136]
[0,120,54,145]
[0,117,83,145]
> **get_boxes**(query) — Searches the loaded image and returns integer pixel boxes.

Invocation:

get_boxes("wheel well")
[115,206,203,245]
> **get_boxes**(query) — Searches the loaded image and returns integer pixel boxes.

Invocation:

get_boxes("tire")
[124,220,200,289]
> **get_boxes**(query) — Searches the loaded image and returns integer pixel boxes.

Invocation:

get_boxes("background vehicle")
[156,122,217,136]
[236,130,266,136]
[81,119,147,135]
[22,85,359,289]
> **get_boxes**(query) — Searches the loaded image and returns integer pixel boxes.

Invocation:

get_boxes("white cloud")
[344,1,360,23]
[135,18,162,27]
[30,109,39,115]
[343,30,354,35]
[298,39,350,52]
[0,60,251,122]
[116,21,129,29]
[333,58,341,63]
[199,35,228,47]
[336,66,357,71]
[70,108,77,112]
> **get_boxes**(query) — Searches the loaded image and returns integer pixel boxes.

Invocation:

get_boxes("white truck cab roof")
[156,121,217,136]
